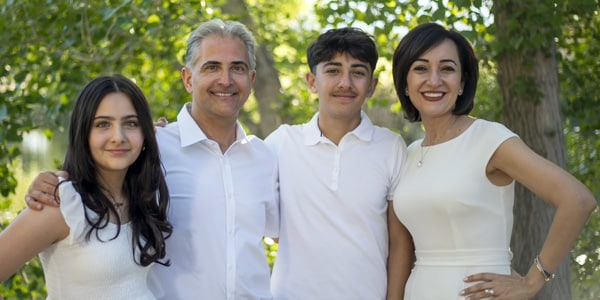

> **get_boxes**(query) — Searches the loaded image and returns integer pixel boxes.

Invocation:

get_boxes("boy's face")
[307,52,377,121]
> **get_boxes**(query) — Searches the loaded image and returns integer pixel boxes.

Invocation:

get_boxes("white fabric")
[39,181,154,300]
[393,119,518,299]
[149,103,279,300]
[266,112,406,300]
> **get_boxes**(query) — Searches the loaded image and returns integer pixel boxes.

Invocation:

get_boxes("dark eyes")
[232,65,247,73]
[125,121,139,128]
[204,65,218,71]
[412,65,456,73]
[203,64,248,73]
[324,69,367,77]
[96,121,110,128]
[94,120,139,128]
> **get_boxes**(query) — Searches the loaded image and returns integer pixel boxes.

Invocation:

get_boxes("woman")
[0,75,172,299]
[390,23,596,299]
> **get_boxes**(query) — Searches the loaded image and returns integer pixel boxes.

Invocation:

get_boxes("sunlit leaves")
[560,7,600,296]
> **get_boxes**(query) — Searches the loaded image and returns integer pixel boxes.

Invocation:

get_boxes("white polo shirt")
[266,112,406,300]
[149,103,279,300]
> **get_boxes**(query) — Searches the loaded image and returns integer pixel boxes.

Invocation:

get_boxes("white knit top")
[39,181,155,300]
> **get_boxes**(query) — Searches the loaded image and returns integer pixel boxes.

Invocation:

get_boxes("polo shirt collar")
[177,103,248,148]
[303,111,374,145]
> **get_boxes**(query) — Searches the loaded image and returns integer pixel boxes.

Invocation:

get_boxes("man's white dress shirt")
[149,103,279,300]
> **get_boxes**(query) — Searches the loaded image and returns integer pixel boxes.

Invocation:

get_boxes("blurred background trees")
[1,0,598,299]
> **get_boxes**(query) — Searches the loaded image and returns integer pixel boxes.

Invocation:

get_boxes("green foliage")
[0,257,46,299]
[264,237,279,270]
[246,0,321,125]
[491,0,562,109]
[559,4,600,296]
[0,0,194,196]
[0,206,47,299]
[0,148,19,197]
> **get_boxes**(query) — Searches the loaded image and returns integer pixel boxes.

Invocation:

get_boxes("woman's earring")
[405,88,409,96]
[458,89,463,95]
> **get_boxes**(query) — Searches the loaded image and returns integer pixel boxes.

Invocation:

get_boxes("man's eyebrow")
[322,61,370,70]
[350,63,370,71]
[323,61,342,68]
[201,61,249,69]
[232,61,250,68]
[201,61,222,67]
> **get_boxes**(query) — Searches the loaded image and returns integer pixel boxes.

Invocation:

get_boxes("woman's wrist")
[533,255,555,282]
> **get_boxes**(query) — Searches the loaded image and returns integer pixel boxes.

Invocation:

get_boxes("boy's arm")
[386,201,414,300]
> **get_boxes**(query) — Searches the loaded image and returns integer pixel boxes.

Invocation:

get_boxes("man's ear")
[306,72,317,93]
[367,77,379,98]
[181,67,193,93]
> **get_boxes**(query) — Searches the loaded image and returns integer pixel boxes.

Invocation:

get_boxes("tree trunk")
[221,0,283,138]
[493,1,570,299]
[252,42,283,137]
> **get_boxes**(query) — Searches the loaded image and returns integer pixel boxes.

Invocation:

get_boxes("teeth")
[424,92,443,97]
[214,92,234,97]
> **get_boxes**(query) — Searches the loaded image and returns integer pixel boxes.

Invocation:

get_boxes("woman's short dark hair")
[62,74,172,266]
[392,23,479,122]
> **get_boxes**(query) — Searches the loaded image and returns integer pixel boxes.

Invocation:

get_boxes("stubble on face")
[182,36,256,124]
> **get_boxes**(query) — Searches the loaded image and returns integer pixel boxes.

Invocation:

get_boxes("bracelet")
[534,255,555,282]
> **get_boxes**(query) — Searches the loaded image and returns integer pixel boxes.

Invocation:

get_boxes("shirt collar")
[177,103,248,148]
[303,111,374,146]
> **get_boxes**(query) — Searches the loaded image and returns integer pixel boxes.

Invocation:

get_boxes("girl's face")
[406,38,464,120]
[89,92,144,178]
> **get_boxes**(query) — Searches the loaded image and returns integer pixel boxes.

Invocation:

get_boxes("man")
[25,19,279,300]
[265,28,413,299]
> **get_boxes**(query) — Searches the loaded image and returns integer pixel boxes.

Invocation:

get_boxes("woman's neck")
[97,171,128,210]
[422,115,472,146]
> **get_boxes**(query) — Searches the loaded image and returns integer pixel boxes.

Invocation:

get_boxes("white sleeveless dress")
[393,119,517,299]
[39,181,155,300]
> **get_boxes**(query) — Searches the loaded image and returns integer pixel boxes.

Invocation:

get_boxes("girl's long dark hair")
[60,74,172,266]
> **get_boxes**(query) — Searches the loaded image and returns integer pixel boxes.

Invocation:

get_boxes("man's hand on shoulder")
[154,117,168,129]
[25,171,67,210]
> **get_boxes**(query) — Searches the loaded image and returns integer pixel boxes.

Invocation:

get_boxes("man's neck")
[317,114,362,145]
[188,104,238,153]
